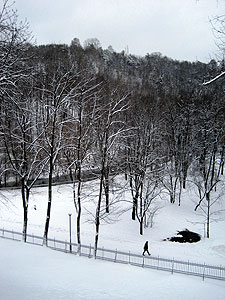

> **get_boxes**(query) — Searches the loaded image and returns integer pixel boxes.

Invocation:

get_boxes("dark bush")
[165,229,201,243]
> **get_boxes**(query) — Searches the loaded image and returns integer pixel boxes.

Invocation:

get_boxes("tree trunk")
[67,165,78,213]
[21,178,30,242]
[206,192,210,238]
[23,205,28,242]
[104,165,110,213]
[132,197,137,220]
[130,175,136,220]
[76,164,82,251]
[73,181,78,213]
[182,161,189,189]
[178,178,182,206]
[94,171,104,258]
[170,175,178,204]
[43,159,53,245]
[140,218,143,235]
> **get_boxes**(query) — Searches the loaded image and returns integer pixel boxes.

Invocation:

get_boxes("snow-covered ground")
[0,177,225,299]
[0,238,225,300]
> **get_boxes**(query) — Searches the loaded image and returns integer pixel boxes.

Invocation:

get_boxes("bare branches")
[0,0,32,96]
[210,14,225,60]
[203,71,225,85]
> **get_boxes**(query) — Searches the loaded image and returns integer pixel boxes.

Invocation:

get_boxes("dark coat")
[144,241,148,251]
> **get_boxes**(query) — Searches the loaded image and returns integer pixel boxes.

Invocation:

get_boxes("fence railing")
[1,228,224,281]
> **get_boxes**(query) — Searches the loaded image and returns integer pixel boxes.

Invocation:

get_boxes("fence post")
[65,240,67,253]
[157,256,160,269]
[202,263,205,281]
[2,228,4,237]
[68,214,72,253]
[142,256,145,267]
[78,243,81,256]
[12,229,14,240]
[88,244,92,258]
[128,251,130,264]
[102,247,104,259]
[171,258,174,274]
[115,249,117,262]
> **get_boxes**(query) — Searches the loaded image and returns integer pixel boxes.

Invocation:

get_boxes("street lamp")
[68,213,72,253]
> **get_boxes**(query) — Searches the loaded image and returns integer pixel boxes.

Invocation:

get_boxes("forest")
[0,0,225,255]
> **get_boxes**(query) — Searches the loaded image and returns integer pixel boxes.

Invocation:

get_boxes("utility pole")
[68,213,72,253]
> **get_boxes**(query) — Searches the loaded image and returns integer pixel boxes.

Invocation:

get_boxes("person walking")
[142,241,151,256]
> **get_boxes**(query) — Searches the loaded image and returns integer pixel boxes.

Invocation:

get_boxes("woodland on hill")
[1,0,225,254]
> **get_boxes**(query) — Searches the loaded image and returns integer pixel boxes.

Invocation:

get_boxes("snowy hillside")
[0,177,225,266]
[0,178,225,299]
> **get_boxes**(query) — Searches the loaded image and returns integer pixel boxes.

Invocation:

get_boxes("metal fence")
[0,228,224,281]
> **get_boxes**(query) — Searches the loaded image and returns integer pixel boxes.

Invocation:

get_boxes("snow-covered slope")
[0,178,225,299]
[0,179,224,266]
[0,238,224,300]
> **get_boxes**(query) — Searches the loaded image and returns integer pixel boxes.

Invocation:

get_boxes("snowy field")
[0,177,225,299]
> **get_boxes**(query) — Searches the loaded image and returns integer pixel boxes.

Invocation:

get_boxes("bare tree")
[0,0,37,241]
[203,14,225,85]
[93,88,130,257]
[1,84,46,241]
[0,0,32,97]
[161,93,195,205]
[193,11,225,238]
[125,104,164,228]
[0,0,31,183]
[135,174,162,235]
[193,143,224,238]
[62,75,101,250]
[192,92,225,238]
[210,14,225,61]
[83,38,101,50]
[36,64,79,244]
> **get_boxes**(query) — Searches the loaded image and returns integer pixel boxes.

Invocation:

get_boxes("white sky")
[14,0,225,62]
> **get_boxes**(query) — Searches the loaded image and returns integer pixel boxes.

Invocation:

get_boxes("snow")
[0,178,225,299]
[203,71,225,85]
[0,239,225,300]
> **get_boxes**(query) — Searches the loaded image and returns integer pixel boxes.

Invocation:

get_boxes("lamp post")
[68,213,72,253]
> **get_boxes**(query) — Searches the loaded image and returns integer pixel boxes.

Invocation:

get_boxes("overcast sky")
[14,0,225,63]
